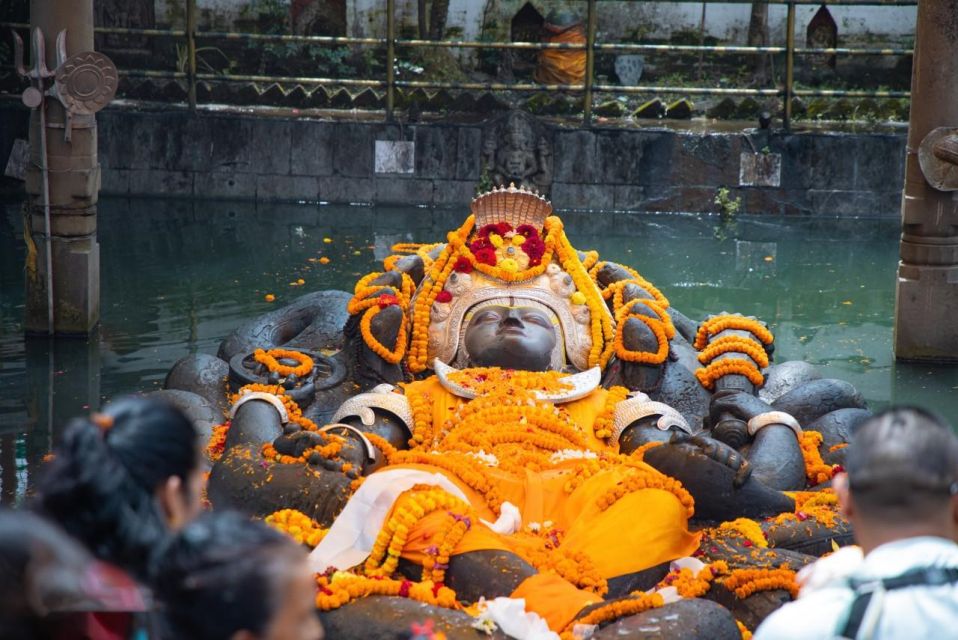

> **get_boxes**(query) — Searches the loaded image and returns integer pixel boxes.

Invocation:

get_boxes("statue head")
[504,148,531,179]
[505,112,533,150]
[463,302,559,371]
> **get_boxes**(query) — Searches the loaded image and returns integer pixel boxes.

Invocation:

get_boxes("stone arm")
[612,394,801,521]
[344,263,422,391]
[208,398,356,526]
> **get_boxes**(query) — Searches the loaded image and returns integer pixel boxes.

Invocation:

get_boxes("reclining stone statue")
[164,185,868,638]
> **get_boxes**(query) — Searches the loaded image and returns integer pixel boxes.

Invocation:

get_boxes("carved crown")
[470,183,553,231]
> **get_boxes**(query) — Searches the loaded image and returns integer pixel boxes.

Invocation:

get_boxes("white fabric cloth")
[754,536,958,640]
[308,468,470,572]
[477,597,560,640]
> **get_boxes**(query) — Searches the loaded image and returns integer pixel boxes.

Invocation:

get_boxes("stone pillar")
[893,0,958,362]
[24,0,100,335]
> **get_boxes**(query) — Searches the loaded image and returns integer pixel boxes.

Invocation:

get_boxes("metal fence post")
[583,0,597,126]
[784,2,795,130]
[386,0,395,122]
[186,0,197,109]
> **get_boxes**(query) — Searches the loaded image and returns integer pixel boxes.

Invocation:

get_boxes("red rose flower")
[435,290,452,303]
[377,293,401,308]
[516,224,540,239]
[521,236,546,265]
[476,222,513,238]
[453,256,474,273]
[469,237,492,253]
[474,246,498,266]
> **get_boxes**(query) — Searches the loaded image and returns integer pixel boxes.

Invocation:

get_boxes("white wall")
[154,1,917,45]
[596,3,916,44]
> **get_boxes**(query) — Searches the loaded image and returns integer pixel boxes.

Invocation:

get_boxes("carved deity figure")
[201,185,867,636]
[482,111,553,196]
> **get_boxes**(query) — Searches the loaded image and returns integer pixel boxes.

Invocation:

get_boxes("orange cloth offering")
[352,370,699,630]
[535,23,587,85]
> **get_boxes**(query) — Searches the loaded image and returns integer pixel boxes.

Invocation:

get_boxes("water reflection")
[2,197,958,503]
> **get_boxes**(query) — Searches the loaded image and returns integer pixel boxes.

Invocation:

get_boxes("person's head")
[463,302,559,371]
[33,396,203,581]
[834,406,958,551]
[152,511,323,640]
[0,509,92,638]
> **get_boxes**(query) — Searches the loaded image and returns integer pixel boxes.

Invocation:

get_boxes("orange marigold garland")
[365,486,471,578]
[446,367,573,395]
[265,509,328,548]
[612,309,671,365]
[694,315,774,350]
[694,317,770,391]
[737,620,753,640]
[560,592,664,638]
[799,430,836,485]
[695,357,765,390]
[359,304,408,364]
[253,348,314,378]
[697,336,770,369]
[656,559,729,599]
[721,566,799,600]
[316,573,459,611]
[595,468,695,518]
[595,386,630,439]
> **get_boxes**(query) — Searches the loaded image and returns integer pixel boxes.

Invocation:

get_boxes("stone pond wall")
[1,103,906,217]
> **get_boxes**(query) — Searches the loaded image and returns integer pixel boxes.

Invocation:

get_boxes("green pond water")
[2,197,958,503]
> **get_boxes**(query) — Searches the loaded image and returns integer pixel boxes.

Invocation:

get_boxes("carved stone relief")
[481,110,553,196]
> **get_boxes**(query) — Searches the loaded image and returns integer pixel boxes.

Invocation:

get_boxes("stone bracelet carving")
[230,391,289,424]
[746,411,802,439]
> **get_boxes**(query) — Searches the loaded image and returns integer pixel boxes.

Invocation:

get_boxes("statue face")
[463,305,558,371]
[505,149,529,177]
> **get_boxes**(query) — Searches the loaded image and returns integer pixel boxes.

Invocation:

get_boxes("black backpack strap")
[839,567,958,639]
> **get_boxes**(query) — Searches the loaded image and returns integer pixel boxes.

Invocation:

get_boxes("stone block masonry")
[1,104,906,217]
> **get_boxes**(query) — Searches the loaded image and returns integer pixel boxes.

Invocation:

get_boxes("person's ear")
[834,473,854,519]
[156,475,188,530]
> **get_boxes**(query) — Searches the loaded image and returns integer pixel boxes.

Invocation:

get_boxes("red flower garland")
[435,290,453,303]
[453,257,473,273]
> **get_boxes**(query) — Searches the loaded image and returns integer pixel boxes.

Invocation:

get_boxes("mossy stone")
[594,99,626,117]
[633,97,665,119]
[666,97,694,119]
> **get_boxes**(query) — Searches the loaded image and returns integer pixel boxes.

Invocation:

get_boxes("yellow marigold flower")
[570,291,586,305]
[265,294,276,302]
[489,233,504,248]
[511,234,525,246]
[499,258,518,272]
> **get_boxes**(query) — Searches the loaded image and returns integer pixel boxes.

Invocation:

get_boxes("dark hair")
[151,511,304,640]
[32,396,199,581]
[846,406,958,518]
[0,509,93,638]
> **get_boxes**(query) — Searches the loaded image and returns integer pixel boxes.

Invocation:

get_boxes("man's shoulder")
[753,588,851,640]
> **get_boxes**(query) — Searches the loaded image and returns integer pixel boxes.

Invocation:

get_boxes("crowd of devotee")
[1,397,956,639]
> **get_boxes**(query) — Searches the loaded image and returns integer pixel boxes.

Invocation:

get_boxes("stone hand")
[709,391,774,426]
[670,432,753,488]
[273,431,363,480]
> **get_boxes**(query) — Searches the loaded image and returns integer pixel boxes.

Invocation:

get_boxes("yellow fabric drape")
[384,377,699,629]
[535,24,587,85]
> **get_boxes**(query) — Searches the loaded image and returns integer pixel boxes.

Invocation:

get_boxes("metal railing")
[3,0,917,128]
